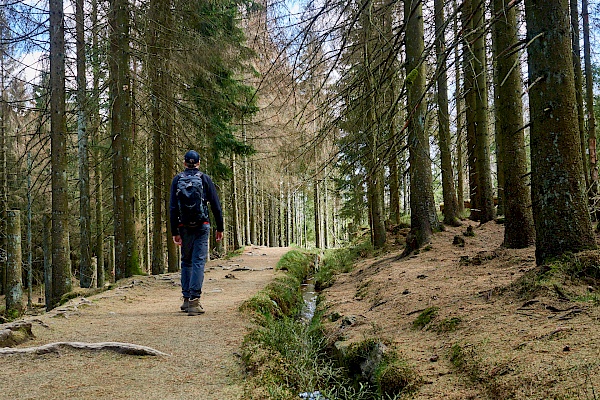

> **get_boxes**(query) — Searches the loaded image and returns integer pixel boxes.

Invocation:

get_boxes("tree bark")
[6,210,23,317]
[582,0,597,198]
[91,0,104,288]
[404,0,440,254]
[570,0,589,191]
[148,0,165,275]
[454,0,465,214]
[0,20,7,296]
[363,0,386,249]
[435,0,461,227]
[43,215,52,311]
[524,0,595,264]
[492,0,535,248]
[242,120,251,245]
[462,0,479,220]
[231,153,243,250]
[109,0,140,279]
[50,0,72,307]
[472,0,496,223]
[76,0,93,288]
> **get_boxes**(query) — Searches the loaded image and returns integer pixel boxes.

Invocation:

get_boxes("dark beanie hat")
[184,150,199,165]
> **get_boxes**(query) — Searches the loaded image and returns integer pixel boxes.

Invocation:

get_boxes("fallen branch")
[0,341,169,357]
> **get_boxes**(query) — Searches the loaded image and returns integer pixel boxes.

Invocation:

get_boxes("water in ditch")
[300,277,318,323]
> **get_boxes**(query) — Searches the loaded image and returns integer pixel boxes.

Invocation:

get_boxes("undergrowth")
[240,247,421,399]
[448,343,515,399]
[315,240,373,291]
[510,250,600,302]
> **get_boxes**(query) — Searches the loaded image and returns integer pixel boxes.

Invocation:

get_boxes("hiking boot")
[180,298,190,312]
[187,298,204,316]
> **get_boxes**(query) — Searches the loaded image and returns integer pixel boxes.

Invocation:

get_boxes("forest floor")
[323,221,600,399]
[1,222,600,399]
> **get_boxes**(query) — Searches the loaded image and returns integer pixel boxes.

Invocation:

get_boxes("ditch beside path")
[0,246,289,400]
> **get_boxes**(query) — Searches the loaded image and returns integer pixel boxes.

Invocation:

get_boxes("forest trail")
[0,246,289,400]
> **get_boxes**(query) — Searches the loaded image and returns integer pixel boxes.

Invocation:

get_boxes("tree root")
[0,341,169,356]
[0,321,34,347]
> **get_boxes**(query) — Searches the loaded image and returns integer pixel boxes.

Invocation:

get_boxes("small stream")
[300,277,318,323]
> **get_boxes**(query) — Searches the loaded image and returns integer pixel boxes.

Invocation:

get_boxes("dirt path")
[0,246,289,400]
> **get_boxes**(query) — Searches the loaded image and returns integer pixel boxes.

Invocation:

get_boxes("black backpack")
[176,171,209,228]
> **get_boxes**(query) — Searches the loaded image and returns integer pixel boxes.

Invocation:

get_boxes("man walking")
[170,150,224,315]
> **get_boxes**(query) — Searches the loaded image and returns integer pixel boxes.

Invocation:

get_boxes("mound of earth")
[323,221,600,399]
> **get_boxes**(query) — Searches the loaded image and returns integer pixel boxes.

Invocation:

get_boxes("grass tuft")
[412,307,438,330]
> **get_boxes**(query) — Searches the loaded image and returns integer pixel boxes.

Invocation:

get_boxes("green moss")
[449,343,466,369]
[413,307,439,330]
[435,317,462,333]
[343,338,380,376]
[315,241,371,290]
[375,358,422,397]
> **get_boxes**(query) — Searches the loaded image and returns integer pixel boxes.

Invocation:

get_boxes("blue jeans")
[180,224,210,299]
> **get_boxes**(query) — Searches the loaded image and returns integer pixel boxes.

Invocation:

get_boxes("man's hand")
[216,231,223,242]
[173,235,182,246]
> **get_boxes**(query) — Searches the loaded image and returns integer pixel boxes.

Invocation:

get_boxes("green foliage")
[449,343,466,369]
[242,314,333,398]
[434,317,462,333]
[448,343,514,398]
[241,250,313,321]
[412,307,439,330]
[342,339,422,398]
[374,357,422,397]
[511,251,600,301]
[179,0,259,180]
[276,250,313,280]
[315,239,373,290]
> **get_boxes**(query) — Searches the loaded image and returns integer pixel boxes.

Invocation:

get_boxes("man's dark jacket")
[169,168,224,236]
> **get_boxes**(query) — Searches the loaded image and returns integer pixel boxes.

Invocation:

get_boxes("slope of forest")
[323,221,600,399]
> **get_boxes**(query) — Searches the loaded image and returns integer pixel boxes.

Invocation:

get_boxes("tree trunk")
[109,0,140,279]
[0,24,6,296]
[91,0,104,288]
[454,0,465,214]
[269,195,276,247]
[313,179,321,248]
[473,0,496,223]
[231,153,243,249]
[6,210,23,318]
[242,121,251,245]
[76,0,93,288]
[492,0,535,248]
[524,0,595,264]
[43,215,52,311]
[250,162,258,245]
[570,0,589,191]
[50,0,72,307]
[582,0,597,198]
[363,0,386,249]
[435,0,461,227]
[404,0,440,254]
[389,143,401,224]
[462,0,479,220]
[165,139,176,273]
[108,236,115,282]
[149,0,165,275]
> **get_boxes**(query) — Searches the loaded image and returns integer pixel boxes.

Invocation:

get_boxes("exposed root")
[0,341,170,356]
